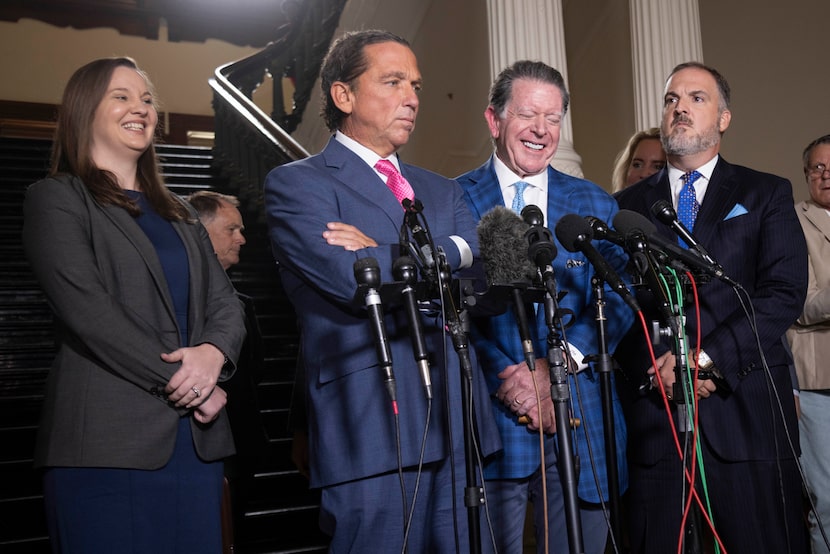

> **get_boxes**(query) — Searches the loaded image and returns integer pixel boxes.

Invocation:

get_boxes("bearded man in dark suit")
[614,61,808,553]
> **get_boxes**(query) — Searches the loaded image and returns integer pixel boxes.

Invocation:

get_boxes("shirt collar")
[492,153,548,194]
[667,154,719,186]
[335,131,401,172]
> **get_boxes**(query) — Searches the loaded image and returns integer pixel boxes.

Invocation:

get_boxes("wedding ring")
[192,386,201,398]
[513,398,522,406]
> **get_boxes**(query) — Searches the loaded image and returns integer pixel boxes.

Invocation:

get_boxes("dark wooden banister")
[208,0,347,223]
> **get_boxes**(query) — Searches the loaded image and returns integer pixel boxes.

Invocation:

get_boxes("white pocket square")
[725,203,748,220]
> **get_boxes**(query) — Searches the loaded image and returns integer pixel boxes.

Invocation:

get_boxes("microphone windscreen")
[477,205,535,285]
[613,209,657,237]
[554,213,593,253]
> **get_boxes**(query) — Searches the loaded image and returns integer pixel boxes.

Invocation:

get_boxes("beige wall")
[697,0,828,202]
[0,18,257,124]
[2,1,827,201]
[562,0,829,202]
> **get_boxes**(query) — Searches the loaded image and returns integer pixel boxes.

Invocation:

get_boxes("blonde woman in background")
[611,127,666,193]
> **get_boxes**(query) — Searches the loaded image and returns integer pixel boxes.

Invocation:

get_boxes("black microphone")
[613,210,738,287]
[585,215,625,246]
[520,204,558,272]
[402,198,435,270]
[651,199,718,266]
[478,205,538,369]
[555,214,641,313]
[353,257,397,403]
[392,255,433,400]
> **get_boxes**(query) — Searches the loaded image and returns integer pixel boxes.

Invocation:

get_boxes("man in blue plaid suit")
[456,60,634,554]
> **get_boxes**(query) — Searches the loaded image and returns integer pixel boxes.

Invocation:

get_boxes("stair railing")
[208,0,347,222]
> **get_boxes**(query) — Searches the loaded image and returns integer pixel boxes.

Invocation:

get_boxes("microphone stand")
[630,250,705,554]
[524,208,584,553]
[434,249,485,554]
[543,284,585,554]
[533,246,584,554]
[401,202,485,553]
[588,276,622,548]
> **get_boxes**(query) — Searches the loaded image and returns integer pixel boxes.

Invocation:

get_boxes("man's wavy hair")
[319,30,410,132]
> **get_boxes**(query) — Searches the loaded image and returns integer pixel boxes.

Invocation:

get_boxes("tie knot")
[375,159,399,178]
[375,158,414,206]
[683,170,702,187]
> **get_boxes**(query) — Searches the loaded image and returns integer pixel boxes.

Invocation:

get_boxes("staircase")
[0,136,328,553]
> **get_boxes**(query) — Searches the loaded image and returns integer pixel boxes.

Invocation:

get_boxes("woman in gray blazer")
[22,57,246,553]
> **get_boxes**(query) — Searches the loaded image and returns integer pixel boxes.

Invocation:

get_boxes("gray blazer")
[23,175,246,469]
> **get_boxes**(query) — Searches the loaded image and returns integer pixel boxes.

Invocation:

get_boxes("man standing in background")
[787,134,830,554]
[187,190,267,537]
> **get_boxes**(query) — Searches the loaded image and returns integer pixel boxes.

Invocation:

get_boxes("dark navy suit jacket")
[265,137,501,488]
[614,156,808,465]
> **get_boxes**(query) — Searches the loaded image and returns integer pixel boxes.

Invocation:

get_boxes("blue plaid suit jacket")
[457,156,633,502]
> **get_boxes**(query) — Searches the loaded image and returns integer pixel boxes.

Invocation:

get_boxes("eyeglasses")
[807,163,830,178]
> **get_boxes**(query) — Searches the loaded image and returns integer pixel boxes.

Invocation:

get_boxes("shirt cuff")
[449,235,473,269]
[568,344,589,373]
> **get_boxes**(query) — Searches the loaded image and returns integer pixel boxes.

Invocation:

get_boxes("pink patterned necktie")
[375,159,415,207]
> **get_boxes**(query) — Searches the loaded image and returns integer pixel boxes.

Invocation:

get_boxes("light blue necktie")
[512,181,529,214]
[677,170,702,248]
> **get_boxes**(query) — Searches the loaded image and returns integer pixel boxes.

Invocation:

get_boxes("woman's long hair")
[50,57,189,220]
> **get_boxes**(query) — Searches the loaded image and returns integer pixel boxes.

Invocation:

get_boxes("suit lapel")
[694,158,738,249]
[462,157,507,218]
[802,201,830,242]
[322,138,408,228]
[642,171,677,242]
[99,200,179,327]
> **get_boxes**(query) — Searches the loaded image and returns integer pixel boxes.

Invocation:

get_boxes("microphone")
[402,198,435,270]
[585,215,625,246]
[353,257,397,403]
[521,203,544,226]
[651,199,718,266]
[392,255,433,400]
[520,205,558,272]
[477,205,537,286]
[477,205,538,369]
[555,214,641,313]
[613,210,738,287]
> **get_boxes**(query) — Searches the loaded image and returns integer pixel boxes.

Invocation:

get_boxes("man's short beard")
[662,123,721,156]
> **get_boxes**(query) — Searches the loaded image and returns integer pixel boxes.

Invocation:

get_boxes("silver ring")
[192,386,201,398]
[513,398,522,406]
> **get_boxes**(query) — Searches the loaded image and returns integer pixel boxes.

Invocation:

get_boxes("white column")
[629,0,703,130]
[486,0,583,177]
